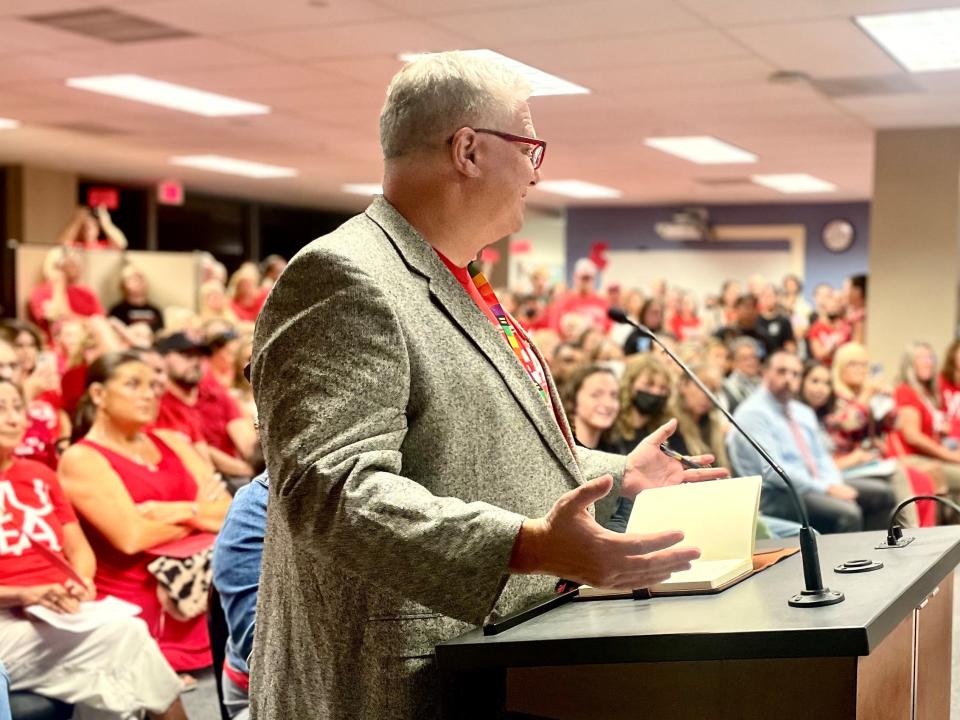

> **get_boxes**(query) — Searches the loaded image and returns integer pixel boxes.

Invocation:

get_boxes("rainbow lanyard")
[468,262,549,406]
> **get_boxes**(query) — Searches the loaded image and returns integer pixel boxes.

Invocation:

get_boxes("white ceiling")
[1,0,959,211]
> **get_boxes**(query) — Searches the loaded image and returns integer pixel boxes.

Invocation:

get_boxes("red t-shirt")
[893,383,942,455]
[60,363,88,419]
[197,373,243,456]
[549,293,612,333]
[15,399,61,469]
[28,283,104,335]
[230,291,267,323]
[154,391,205,444]
[670,314,702,342]
[0,458,78,586]
[806,319,851,366]
[939,377,960,439]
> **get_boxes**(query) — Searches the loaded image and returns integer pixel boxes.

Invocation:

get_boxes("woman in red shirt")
[59,352,231,677]
[0,379,186,719]
[227,262,267,324]
[939,337,960,440]
[892,342,960,505]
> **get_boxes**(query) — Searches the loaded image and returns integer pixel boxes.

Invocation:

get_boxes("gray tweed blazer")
[249,196,627,719]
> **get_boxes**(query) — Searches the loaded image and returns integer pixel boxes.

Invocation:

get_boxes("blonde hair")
[671,364,730,467]
[832,342,868,400]
[227,263,261,299]
[898,341,939,405]
[613,354,673,444]
[380,51,532,159]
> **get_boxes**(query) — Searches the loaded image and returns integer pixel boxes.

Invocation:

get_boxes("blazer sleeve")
[251,248,526,625]
[574,447,627,523]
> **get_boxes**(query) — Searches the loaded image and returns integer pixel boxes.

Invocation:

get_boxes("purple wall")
[566,201,870,301]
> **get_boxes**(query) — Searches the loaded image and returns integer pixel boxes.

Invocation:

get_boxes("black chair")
[10,692,72,720]
[207,584,232,720]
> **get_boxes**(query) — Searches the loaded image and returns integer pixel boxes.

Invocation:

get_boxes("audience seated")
[938,337,960,439]
[549,342,585,389]
[603,355,674,532]
[892,342,960,504]
[28,249,104,339]
[0,379,186,720]
[622,298,664,355]
[154,333,255,482]
[0,341,63,469]
[669,292,702,342]
[669,363,731,468]
[846,274,868,344]
[109,265,164,333]
[549,259,611,334]
[781,274,812,340]
[562,364,621,453]
[199,281,238,326]
[227,264,266,325]
[801,355,932,527]
[713,294,766,352]
[258,255,286,291]
[806,290,850,367]
[728,351,895,533]
[756,284,797,354]
[59,352,231,678]
[722,337,763,413]
[212,472,269,720]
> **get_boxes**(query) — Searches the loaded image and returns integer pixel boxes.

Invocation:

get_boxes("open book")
[579,475,762,598]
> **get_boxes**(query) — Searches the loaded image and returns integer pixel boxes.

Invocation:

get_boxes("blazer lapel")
[365,197,581,481]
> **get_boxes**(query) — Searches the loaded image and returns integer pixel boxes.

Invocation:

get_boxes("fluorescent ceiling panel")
[399,50,589,96]
[341,183,383,195]
[751,173,836,194]
[170,155,296,179]
[856,8,960,72]
[644,136,757,164]
[66,74,269,117]
[0,118,20,130]
[537,180,621,199]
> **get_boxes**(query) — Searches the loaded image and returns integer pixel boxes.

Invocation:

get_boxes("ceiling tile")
[502,29,749,71]
[726,18,905,77]
[430,0,704,46]
[678,0,960,27]
[227,19,475,61]
[131,0,400,35]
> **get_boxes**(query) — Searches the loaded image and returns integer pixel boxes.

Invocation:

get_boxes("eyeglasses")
[473,128,546,170]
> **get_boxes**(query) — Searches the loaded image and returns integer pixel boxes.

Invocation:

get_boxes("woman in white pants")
[0,379,186,720]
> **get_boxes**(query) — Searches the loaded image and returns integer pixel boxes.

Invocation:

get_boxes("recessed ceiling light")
[751,173,836,194]
[856,8,960,72]
[67,74,269,117]
[398,50,589,97]
[536,180,622,199]
[644,136,757,164]
[341,183,383,196]
[170,155,296,179]
[0,118,20,130]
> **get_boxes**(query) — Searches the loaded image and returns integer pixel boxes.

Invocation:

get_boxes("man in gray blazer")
[249,51,724,719]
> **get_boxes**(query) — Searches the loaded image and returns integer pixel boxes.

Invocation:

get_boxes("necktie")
[785,407,819,480]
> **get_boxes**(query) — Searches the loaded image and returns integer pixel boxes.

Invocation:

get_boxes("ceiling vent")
[49,121,128,136]
[695,177,753,186]
[25,7,192,43]
[808,74,923,98]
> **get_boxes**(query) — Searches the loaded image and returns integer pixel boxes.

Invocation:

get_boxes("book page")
[625,476,762,561]
[653,558,751,588]
[25,595,142,633]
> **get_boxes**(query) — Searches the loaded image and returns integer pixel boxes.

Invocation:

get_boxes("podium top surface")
[437,527,960,670]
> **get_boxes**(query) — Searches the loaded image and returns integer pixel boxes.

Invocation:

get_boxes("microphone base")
[788,588,845,608]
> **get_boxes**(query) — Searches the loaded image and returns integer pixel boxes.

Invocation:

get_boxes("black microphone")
[878,495,960,549]
[608,307,844,608]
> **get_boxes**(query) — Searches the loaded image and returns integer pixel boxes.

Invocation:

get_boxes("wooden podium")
[437,527,960,720]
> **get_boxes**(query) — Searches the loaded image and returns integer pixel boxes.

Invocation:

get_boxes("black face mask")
[633,390,668,416]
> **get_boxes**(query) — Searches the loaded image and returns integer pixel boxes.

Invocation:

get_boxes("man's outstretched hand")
[510,475,700,589]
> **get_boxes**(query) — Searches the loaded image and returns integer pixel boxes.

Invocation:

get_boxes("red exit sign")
[86,187,119,210]
[157,179,184,206]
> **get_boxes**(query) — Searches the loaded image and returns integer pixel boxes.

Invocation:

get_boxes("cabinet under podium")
[437,527,960,720]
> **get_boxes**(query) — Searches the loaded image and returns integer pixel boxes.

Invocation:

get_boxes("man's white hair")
[380,51,532,160]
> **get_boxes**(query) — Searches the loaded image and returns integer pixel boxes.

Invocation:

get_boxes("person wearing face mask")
[603,355,674,531]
